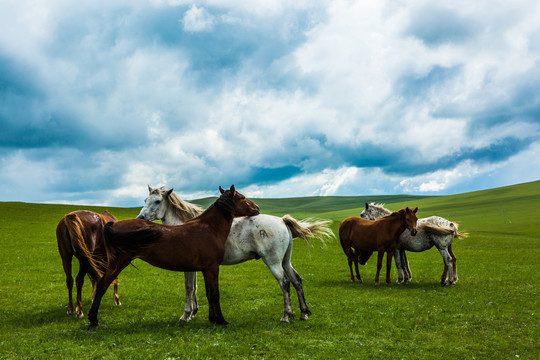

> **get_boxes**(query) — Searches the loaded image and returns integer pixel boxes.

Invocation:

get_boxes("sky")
[1,0,539,207]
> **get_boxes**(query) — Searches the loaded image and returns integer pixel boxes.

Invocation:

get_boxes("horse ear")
[365,203,369,210]
[148,185,153,193]
[413,207,418,214]
[219,186,225,194]
[166,188,174,197]
[230,184,236,196]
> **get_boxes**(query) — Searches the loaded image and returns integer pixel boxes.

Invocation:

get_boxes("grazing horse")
[87,186,260,330]
[137,186,334,323]
[361,203,465,286]
[56,210,120,318]
[339,207,418,285]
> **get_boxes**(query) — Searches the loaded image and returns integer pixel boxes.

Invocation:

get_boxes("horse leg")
[60,253,75,315]
[353,248,362,282]
[437,248,454,286]
[179,271,198,322]
[285,264,311,321]
[385,249,394,285]
[375,250,384,286]
[344,246,356,282]
[280,242,311,321]
[202,266,227,325]
[340,236,356,282]
[88,257,131,330]
[449,243,458,284]
[403,250,412,284]
[263,255,293,323]
[75,262,88,318]
[394,249,404,284]
[112,278,121,306]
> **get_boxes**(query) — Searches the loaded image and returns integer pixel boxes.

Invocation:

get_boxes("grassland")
[0,181,539,359]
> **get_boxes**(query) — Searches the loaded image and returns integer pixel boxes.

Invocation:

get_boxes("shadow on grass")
[313,278,451,292]
[3,305,81,329]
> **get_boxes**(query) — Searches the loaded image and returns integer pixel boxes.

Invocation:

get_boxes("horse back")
[104,218,228,271]
[57,210,105,252]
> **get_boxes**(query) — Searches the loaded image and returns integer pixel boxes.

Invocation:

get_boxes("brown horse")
[56,210,119,318]
[88,185,260,330]
[339,207,418,285]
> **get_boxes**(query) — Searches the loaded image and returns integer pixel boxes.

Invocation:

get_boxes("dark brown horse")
[88,185,260,330]
[56,210,119,318]
[339,207,418,285]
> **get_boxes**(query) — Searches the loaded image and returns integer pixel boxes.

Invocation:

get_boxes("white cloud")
[0,0,539,206]
[182,5,215,32]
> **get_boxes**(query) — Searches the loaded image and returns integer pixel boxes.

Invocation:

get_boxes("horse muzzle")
[410,229,417,236]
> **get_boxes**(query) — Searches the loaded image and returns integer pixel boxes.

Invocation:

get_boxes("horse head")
[219,185,260,217]
[137,185,173,222]
[401,207,418,236]
[360,202,391,220]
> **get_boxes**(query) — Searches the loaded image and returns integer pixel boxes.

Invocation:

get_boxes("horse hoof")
[300,313,309,321]
[88,323,98,331]
[280,317,290,324]
[179,314,192,322]
[210,317,229,326]
[76,313,84,319]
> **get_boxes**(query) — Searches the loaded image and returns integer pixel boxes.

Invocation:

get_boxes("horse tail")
[418,222,468,238]
[282,215,334,246]
[64,213,106,279]
[449,222,468,239]
[418,222,455,236]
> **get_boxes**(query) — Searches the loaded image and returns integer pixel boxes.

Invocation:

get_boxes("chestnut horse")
[339,207,418,285]
[87,185,260,330]
[56,210,120,318]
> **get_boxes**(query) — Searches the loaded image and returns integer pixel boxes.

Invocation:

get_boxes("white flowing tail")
[281,215,335,245]
[419,222,467,238]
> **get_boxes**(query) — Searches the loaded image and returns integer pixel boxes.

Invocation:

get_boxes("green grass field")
[1,181,539,359]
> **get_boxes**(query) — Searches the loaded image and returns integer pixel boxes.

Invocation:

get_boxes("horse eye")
[155,200,161,204]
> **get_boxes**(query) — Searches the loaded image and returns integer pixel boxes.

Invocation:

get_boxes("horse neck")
[194,196,235,231]
[161,208,185,225]
[381,213,409,239]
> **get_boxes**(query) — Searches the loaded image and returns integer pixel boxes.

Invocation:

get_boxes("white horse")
[360,203,465,286]
[137,186,334,323]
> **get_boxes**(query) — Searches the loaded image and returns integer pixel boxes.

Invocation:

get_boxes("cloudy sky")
[1,0,539,207]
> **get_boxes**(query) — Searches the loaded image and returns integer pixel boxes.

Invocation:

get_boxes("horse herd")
[56,185,465,330]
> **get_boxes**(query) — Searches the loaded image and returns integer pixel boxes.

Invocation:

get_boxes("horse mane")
[366,203,392,217]
[158,187,204,222]
[187,189,236,223]
[104,221,161,251]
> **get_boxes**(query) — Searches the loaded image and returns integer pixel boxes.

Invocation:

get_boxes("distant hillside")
[191,194,431,216]
[1,181,538,232]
